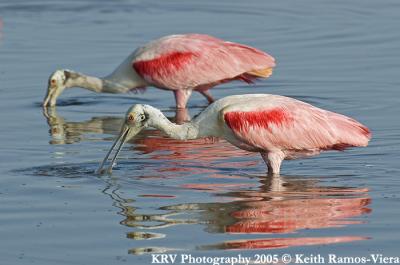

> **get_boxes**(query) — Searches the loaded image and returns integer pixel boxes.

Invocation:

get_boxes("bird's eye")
[139,114,146,121]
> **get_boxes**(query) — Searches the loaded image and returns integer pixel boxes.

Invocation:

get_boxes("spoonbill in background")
[43,34,275,109]
[96,94,371,175]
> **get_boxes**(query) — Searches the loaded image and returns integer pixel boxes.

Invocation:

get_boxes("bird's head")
[43,69,70,107]
[96,104,155,175]
[124,104,151,138]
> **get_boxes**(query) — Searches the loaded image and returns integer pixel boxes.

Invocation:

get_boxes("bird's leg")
[175,108,191,125]
[199,90,215,104]
[173,90,192,109]
[260,151,285,175]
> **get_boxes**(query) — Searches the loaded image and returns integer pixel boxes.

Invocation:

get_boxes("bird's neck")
[65,72,104,93]
[65,71,131,93]
[144,105,199,140]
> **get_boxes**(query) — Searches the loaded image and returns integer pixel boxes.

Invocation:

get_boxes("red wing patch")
[133,52,197,80]
[224,108,293,133]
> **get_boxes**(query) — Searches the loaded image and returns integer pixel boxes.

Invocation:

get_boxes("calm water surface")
[0,1,399,264]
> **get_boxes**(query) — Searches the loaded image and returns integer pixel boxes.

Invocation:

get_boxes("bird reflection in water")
[42,108,371,253]
[120,174,370,254]
[43,107,123,145]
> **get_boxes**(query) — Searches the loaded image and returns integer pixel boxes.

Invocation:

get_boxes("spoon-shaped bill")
[95,125,143,174]
[95,127,128,174]
[106,128,131,174]
[43,89,54,107]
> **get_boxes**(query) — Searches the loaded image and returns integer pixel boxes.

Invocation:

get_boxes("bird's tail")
[232,67,274,84]
[225,42,276,74]
[247,67,274,78]
[330,113,371,149]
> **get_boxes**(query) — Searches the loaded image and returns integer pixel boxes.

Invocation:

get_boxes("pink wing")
[223,98,371,154]
[132,34,276,90]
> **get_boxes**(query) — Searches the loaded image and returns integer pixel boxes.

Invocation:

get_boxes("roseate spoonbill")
[43,34,276,108]
[96,94,371,175]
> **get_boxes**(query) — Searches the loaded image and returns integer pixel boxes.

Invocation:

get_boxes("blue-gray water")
[1,1,399,264]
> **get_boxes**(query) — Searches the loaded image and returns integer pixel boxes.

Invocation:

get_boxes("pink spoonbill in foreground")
[43,34,275,109]
[96,94,371,175]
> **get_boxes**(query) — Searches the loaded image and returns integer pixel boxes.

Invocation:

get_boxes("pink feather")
[132,34,275,91]
[224,97,371,156]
